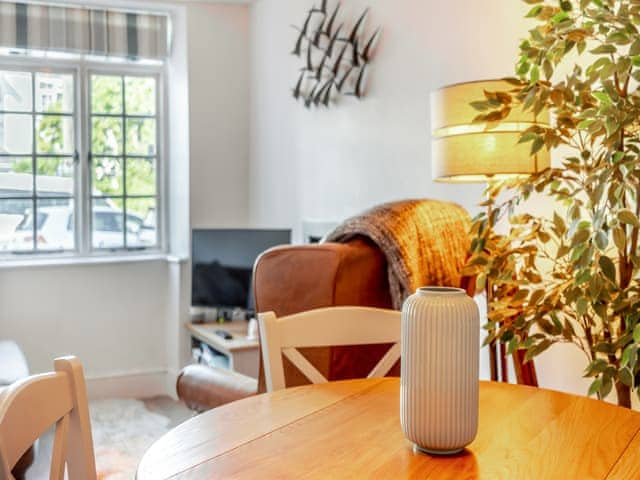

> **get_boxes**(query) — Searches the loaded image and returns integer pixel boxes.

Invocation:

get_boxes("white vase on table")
[400,286,480,455]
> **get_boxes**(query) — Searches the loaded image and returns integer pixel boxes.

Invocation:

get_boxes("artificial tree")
[465,0,640,408]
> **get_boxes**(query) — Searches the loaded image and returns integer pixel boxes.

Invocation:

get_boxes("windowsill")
[0,252,188,269]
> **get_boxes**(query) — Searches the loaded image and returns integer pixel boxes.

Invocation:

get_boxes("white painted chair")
[0,356,97,480]
[258,307,401,392]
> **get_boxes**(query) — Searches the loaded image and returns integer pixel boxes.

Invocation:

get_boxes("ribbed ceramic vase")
[400,287,479,455]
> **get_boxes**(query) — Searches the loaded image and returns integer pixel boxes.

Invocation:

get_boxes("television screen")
[191,229,291,309]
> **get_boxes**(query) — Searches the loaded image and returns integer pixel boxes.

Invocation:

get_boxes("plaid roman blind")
[0,2,169,60]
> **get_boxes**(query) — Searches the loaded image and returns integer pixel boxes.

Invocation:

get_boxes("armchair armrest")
[176,364,258,412]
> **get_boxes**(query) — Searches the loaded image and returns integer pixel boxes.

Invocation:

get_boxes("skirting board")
[86,369,176,400]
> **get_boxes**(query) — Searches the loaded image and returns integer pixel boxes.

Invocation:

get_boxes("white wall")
[249,0,533,238]
[0,260,170,397]
[188,3,251,228]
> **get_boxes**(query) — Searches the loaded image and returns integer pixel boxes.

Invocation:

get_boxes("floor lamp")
[429,79,550,384]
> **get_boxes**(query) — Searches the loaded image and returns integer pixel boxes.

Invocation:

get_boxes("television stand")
[186,320,260,379]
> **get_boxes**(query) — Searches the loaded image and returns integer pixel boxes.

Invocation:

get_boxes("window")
[0,63,162,258]
[90,74,159,250]
[0,69,75,252]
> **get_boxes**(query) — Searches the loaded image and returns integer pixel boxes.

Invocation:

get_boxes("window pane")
[0,114,33,154]
[36,115,74,154]
[126,118,156,155]
[125,77,156,115]
[126,158,156,195]
[35,73,73,113]
[0,71,32,112]
[36,157,74,197]
[92,157,123,196]
[35,197,74,251]
[91,75,122,114]
[126,197,156,247]
[92,117,122,155]
[92,201,124,249]
[0,157,32,197]
[0,198,32,252]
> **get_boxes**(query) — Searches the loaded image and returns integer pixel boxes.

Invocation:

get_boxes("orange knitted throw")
[324,199,472,309]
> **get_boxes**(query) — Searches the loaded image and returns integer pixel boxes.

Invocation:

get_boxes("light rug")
[90,399,171,480]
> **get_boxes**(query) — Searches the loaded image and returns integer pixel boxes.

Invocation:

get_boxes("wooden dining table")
[137,377,640,479]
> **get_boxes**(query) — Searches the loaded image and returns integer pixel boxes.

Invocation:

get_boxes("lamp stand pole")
[485,189,501,382]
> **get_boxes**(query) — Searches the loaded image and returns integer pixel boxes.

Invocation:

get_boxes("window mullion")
[121,75,127,250]
[30,72,36,251]
[79,64,92,256]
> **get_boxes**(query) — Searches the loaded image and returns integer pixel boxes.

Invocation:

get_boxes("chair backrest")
[258,306,401,392]
[0,356,97,480]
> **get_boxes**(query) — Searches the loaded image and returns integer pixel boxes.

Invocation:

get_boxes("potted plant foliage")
[466,0,640,408]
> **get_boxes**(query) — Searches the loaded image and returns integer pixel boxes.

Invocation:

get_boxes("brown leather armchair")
[177,237,395,411]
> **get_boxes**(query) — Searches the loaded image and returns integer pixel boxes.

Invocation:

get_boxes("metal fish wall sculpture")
[291,2,381,108]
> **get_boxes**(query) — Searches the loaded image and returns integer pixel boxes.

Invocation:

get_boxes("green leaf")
[588,377,602,397]
[525,339,553,362]
[553,212,566,235]
[613,226,626,251]
[531,136,545,155]
[530,289,545,305]
[530,65,540,83]
[576,297,590,317]
[572,228,590,246]
[575,269,591,285]
[618,209,640,228]
[577,119,596,129]
[595,230,608,251]
[622,344,638,368]
[605,119,619,137]
[599,256,616,283]
[590,44,617,55]
[619,368,633,388]
[592,91,612,105]
[585,359,608,377]
[634,324,640,343]
[526,5,543,17]
[591,44,618,55]
[600,376,613,398]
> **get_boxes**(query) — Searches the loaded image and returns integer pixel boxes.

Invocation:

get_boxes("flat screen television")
[191,228,291,310]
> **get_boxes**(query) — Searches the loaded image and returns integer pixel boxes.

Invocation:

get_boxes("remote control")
[215,329,233,340]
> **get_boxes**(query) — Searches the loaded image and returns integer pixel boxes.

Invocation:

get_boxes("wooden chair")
[259,307,401,392]
[0,356,97,480]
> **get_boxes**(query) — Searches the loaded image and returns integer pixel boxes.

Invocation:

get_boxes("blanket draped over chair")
[324,199,472,309]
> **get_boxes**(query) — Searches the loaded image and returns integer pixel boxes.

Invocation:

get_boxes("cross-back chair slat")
[259,307,401,392]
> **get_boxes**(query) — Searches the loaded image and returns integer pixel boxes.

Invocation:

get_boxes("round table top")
[137,378,640,480]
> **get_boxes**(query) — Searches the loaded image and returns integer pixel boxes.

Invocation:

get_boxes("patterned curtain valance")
[0,2,170,60]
